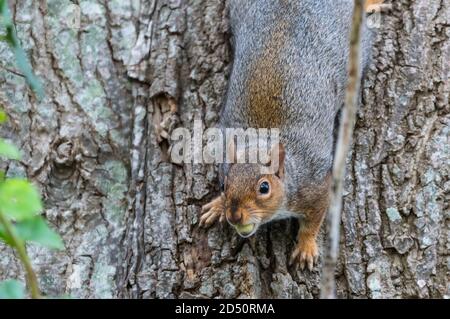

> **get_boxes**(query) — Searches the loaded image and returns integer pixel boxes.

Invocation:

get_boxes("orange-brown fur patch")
[246,21,288,128]
[288,173,332,268]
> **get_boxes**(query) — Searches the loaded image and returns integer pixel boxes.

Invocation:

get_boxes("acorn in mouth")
[234,223,255,237]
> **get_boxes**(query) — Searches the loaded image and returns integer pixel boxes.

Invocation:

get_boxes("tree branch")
[320,0,366,299]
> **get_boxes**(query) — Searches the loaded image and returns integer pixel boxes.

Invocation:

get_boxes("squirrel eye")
[259,181,270,195]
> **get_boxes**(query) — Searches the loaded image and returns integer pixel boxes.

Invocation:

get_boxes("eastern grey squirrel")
[200,0,383,270]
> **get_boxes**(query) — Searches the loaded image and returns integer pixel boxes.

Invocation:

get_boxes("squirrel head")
[221,142,286,237]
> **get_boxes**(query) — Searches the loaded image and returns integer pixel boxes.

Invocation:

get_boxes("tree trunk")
[0,0,448,299]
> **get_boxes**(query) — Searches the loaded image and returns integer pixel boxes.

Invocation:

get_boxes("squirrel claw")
[289,239,319,271]
[199,207,222,227]
[200,195,225,228]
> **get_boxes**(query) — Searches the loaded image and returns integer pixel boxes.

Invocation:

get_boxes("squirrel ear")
[273,143,285,179]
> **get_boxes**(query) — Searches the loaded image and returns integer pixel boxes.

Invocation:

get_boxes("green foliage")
[0,175,65,297]
[0,222,12,244]
[0,280,25,299]
[0,110,7,123]
[0,139,21,160]
[0,0,60,299]
[0,0,44,99]
[14,217,64,250]
[0,179,42,220]
[0,121,62,298]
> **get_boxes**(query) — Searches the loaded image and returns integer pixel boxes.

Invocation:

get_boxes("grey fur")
[220,0,374,199]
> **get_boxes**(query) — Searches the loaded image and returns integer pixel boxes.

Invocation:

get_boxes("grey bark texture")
[0,0,448,299]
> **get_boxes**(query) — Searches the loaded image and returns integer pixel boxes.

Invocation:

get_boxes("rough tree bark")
[0,0,448,299]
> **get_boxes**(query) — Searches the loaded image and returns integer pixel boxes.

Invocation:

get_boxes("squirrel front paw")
[289,237,319,271]
[200,195,225,228]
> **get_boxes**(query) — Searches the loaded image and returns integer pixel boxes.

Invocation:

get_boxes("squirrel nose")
[228,209,243,224]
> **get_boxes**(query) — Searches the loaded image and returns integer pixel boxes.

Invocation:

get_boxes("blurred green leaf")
[0,139,21,160]
[0,223,11,245]
[0,280,25,299]
[0,110,7,123]
[0,0,12,24]
[10,44,44,99]
[0,179,42,220]
[15,216,64,250]
[0,0,44,99]
[0,223,13,245]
